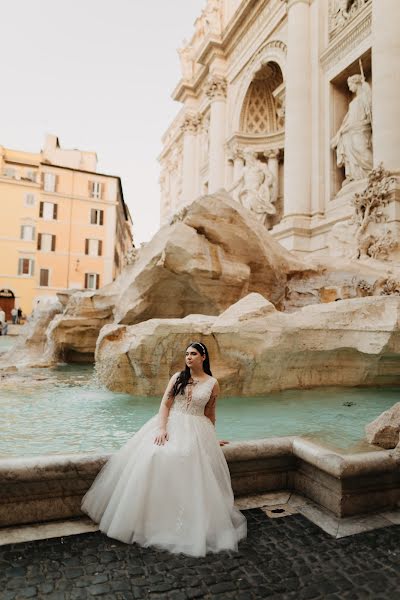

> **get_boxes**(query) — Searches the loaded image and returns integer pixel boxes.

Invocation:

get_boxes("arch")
[232,40,287,132]
[0,289,16,322]
[240,62,284,134]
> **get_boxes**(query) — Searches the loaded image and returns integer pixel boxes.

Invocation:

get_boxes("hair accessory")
[189,341,206,354]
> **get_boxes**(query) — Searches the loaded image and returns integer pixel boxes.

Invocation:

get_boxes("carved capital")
[180,113,202,134]
[205,75,227,101]
[265,149,280,160]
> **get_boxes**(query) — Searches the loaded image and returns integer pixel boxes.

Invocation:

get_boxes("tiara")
[189,341,206,353]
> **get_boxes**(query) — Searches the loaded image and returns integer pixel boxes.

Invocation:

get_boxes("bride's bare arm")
[204,381,220,426]
[154,373,178,445]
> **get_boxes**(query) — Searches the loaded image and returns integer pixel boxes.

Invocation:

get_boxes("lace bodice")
[170,377,216,417]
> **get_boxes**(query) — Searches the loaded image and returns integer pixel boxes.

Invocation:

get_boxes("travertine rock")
[365,403,400,449]
[95,293,400,396]
[46,192,309,361]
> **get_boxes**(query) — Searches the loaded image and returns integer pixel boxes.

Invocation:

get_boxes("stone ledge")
[0,437,399,527]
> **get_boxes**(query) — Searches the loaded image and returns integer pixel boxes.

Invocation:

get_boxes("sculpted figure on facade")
[329,0,370,38]
[230,148,277,227]
[203,0,223,35]
[331,73,373,184]
[178,41,194,80]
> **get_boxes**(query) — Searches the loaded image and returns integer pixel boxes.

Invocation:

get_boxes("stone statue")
[230,149,276,226]
[203,0,222,35]
[331,74,373,184]
[178,41,194,80]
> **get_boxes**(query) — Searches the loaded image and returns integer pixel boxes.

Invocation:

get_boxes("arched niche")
[231,41,287,132]
[240,62,284,134]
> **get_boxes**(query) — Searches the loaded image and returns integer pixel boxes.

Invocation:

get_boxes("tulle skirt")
[81,410,247,556]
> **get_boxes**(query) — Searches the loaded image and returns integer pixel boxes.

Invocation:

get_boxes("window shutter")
[32,226,36,240]
[98,240,102,256]
[96,274,100,289]
[51,235,56,251]
[54,174,58,193]
[18,258,22,275]
[39,202,43,218]
[90,209,95,224]
[88,181,93,197]
[99,210,104,226]
[53,203,58,220]
[85,239,89,255]
[20,226,24,240]
[84,274,88,289]
[31,260,35,276]
[37,233,42,250]
[98,183,103,199]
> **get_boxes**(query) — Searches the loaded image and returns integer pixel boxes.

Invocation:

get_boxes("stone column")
[206,75,227,193]
[283,0,311,217]
[372,0,400,172]
[233,148,244,181]
[181,114,200,205]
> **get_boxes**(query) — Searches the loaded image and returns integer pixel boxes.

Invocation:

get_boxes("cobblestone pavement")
[0,510,399,600]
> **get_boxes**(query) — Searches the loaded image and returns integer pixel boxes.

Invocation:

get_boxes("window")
[84,273,100,290]
[24,193,36,207]
[37,233,56,252]
[90,208,104,225]
[43,172,56,192]
[25,170,37,182]
[20,225,35,241]
[18,258,34,276]
[85,239,102,256]
[39,201,58,220]
[39,269,50,287]
[4,167,16,178]
[89,181,102,199]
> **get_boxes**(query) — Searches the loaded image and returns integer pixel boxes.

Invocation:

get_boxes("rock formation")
[365,403,400,449]
[95,293,400,396]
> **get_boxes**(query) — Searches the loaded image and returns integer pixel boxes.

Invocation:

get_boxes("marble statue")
[178,41,194,80]
[230,149,276,226]
[331,74,373,184]
[203,0,222,35]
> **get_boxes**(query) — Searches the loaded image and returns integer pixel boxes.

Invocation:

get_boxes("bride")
[81,341,247,556]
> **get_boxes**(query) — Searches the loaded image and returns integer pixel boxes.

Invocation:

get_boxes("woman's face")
[185,346,205,370]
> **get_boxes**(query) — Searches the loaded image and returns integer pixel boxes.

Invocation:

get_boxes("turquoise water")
[0,364,397,458]
[0,335,17,354]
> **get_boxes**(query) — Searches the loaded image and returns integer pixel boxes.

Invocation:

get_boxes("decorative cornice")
[285,0,311,9]
[205,75,227,100]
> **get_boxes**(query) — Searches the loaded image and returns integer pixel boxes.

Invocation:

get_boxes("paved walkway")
[0,510,399,599]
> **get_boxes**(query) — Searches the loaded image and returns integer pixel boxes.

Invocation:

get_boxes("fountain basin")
[0,437,398,528]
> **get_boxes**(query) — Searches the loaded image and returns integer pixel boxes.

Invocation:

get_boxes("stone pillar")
[372,0,400,172]
[266,149,280,204]
[206,75,227,193]
[181,114,200,205]
[283,0,311,217]
[233,149,244,181]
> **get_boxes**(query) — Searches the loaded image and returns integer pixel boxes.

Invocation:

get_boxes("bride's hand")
[219,439,229,446]
[154,428,169,445]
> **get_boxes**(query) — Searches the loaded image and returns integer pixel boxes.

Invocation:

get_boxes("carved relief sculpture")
[329,0,371,39]
[230,148,277,227]
[350,164,396,259]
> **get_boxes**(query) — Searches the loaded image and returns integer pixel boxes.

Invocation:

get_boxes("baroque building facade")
[0,135,133,317]
[159,0,400,260]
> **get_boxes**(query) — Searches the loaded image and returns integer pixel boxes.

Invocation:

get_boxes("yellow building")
[0,135,133,319]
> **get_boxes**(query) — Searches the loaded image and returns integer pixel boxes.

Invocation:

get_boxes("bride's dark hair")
[172,342,212,397]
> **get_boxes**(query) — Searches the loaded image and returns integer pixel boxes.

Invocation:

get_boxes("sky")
[0,0,205,244]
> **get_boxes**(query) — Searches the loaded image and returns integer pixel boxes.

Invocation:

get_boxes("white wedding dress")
[81,375,247,557]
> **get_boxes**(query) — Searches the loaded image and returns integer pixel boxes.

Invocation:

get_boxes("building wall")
[0,140,133,316]
[159,0,400,259]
